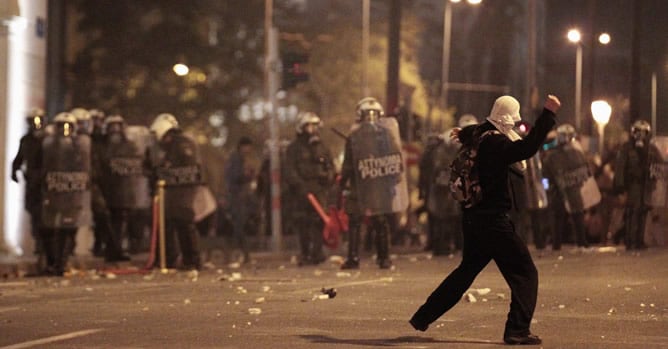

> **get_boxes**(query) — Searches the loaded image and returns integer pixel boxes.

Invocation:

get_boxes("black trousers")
[41,227,77,274]
[165,217,201,269]
[411,211,538,337]
[623,205,648,249]
[297,213,325,262]
[346,213,391,262]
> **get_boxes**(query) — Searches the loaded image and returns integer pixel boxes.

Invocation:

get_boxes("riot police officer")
[613,120,661,250]
[40,112,90,276]
[340,97,409,269]
[542,124,600,250]
[284,112,335,265]
[149,113,202,270]
[12,107,46,255]
[98,115,148,258]
[418,129,461,256]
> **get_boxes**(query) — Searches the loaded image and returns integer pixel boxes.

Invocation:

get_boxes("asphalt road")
[1,247,667,349]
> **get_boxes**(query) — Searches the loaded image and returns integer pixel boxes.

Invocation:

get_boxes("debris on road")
[248,308,262,315]
[321,287,337,299]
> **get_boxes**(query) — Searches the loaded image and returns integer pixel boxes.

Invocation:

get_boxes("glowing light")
[172,63,189,76]
[467,0,482,4]
[567,29,581,43]
[591,100,612,126]
[598,33,611,45]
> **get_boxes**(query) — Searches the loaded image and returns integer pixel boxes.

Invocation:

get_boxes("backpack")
[449,129,498,208]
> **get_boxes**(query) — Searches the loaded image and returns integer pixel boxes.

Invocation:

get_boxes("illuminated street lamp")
[591,100,612,155]
[567,28,583,131]
[172,63,189,76]
[598,32,611,45]
[441,0,482,113]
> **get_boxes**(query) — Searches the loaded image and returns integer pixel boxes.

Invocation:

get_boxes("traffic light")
[282,52,309,90]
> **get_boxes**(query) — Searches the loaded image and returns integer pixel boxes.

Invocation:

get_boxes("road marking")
[0,307,21,313]
[0,282,29,287]
[0,329,103,349]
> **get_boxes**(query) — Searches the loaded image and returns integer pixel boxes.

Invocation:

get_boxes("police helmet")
[89,109,105,120]
[295,112,322,134]
[26,107,45,130]
[71,107,92,134]
[458,114,478,128]
[631,120,651,142]
[150,113,179,141]
[556,124,576,145]
[355,97,384,122]
[53,112,77,137]
[104,115,126,134]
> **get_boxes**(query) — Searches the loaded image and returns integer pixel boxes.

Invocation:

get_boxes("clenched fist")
[544,95,561,113]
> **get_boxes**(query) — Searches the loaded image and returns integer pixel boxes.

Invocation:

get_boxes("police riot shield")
[427,140,460,218]
[522,153,549,210]
[104,126,151,210]
[41,134,91,229]
[644,140,668,207]
[547,144,601,213]
[349,118,409,215]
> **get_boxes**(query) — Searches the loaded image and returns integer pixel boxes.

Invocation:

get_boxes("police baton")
[330,127,348,140]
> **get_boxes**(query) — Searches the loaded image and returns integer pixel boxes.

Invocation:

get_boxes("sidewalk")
[0,233,319,278]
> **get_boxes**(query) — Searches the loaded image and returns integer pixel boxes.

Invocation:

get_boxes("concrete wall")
[1,0,48,255]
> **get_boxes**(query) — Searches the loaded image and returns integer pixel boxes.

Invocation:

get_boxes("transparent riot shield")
[104,126,152,210]
[551,145,601,213]
[41,134,90,229]
[644,141,668,208]
[523,153,549,210]
[349,118,408,215]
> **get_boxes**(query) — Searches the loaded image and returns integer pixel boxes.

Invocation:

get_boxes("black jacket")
[459,108,556,212]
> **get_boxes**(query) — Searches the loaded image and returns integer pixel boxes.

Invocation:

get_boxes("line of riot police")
[11,108,207,275]
[418,114,665,255]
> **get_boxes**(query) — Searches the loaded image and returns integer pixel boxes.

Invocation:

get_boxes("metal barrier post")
[158,180,167,273]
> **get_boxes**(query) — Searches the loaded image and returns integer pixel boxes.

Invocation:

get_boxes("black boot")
[342,221,361,270]
[376,216,392,269]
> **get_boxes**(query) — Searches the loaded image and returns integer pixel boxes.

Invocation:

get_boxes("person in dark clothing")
[223,136,256,264]
[284,112,336,265]
[410,95,561,346]
[12,108,46,255]
[339,97,408,270]
[613,120,661,251]
[149,113,202,270]
[542,124,597,250]
[39,112,90,276]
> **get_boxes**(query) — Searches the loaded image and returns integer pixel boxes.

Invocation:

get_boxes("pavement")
[1,243,667,348]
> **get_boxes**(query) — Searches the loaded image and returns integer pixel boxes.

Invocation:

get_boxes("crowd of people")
[10,96,665,278]
[418,105,665,258]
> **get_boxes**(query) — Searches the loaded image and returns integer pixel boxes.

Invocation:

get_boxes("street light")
[567,29,583,131]
[173,63,189,76]
[441,0,482,119]
[591,100,611,155]
[598,33,611,45]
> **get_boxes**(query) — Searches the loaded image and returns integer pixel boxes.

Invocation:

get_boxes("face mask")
[486,96,521,139]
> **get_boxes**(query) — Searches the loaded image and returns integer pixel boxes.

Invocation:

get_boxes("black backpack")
[449,129,498,208]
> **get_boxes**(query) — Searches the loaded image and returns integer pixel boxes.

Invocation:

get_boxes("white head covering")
[486,95,522,141]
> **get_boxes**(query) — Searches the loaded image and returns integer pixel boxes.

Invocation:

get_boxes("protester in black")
[410,95,561,346]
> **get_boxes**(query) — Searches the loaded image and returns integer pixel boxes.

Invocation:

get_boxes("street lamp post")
[441,0,481,129]
[568,29,611,133]
[591,100,612,156]
[567,29,583,131]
